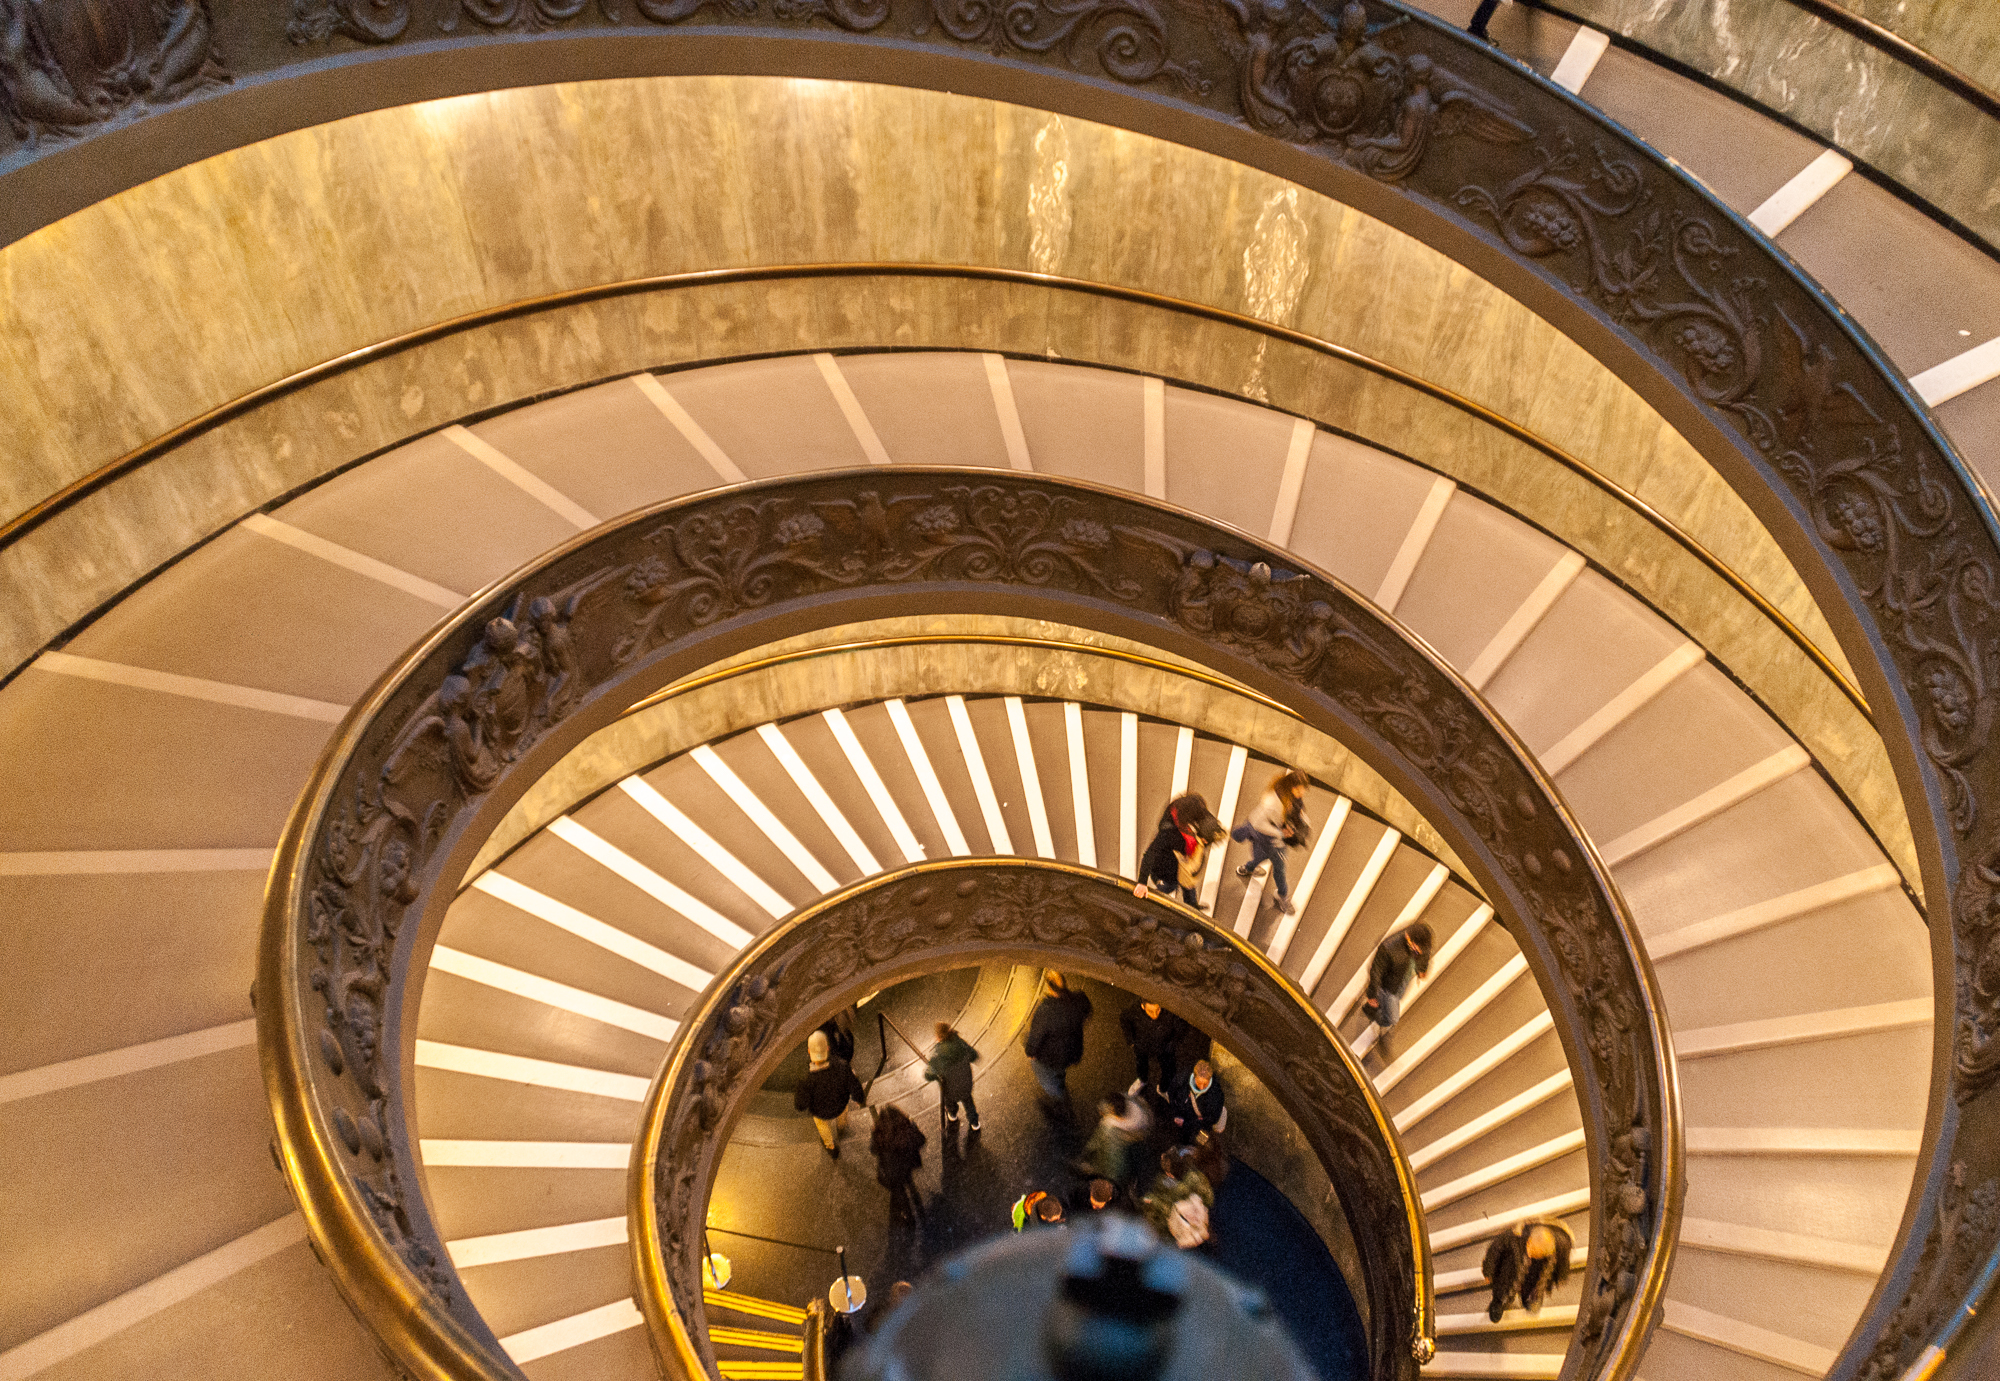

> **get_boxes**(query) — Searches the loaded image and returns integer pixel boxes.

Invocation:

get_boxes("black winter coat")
[1024,989,1094,1069]
[1120,1003,1189,1060]
[793,1058,865,1120]
[1170,1072,1226,1133]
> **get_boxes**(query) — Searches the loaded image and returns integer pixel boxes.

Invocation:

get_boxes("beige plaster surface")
[4,78,1835,662]
[0,78,1911,884]
[465,615,1471,884]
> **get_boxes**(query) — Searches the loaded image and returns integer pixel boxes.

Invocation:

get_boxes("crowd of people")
[788,769,1559,1322]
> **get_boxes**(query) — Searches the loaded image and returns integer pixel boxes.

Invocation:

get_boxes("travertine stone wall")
[0,76,1912,880]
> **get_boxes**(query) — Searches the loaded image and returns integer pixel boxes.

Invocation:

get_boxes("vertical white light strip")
[1142,376,1167,498]
[414,1041,653,1101]
[420,1140,631,1168]
[885,699,971,856]
[1298,826,1401,995]
[1063,701,1097,869]
[1285,798,1349,914]
[1267,797,1350,965]
[470,872,715,992]
[1374,475,1455,613]
[33,650,349,723]
[946,696,1013,854]
[814,353,893,466]
[690,744,840,893]
[1200,745,1249,911]
[631,374,747,483]
[1119,712,1139,879]
[1267,417,1315,544]
[1232,867,1268,938]
[546,814,757,947]
[0,1020,256,1107]
[1004,697,1058,859]
[1466,550,1586,689]
[610,780,791,919]
[1747,148,1854,239]
[753,724,882,875]
[1539,640,1706,775]
[0,848,272,875]
[1549,25,1611,93]
[443,425,599,529]
[448,1216,628,1269]
[983,354,1035,471]
[429,946,679,1042]
[823,708,925,864]
[499,1298,646,1364]
[1600,745,1811,867]
[1910,334,2000,407]
[0,1214,306,1380]
[240,513,466,608]
[1169,725,1194,796]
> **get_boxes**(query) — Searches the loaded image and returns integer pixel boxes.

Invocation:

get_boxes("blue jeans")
[1365,987,1401,1029]
[1232,824,1289,899]
[1031,1059,1068,1102]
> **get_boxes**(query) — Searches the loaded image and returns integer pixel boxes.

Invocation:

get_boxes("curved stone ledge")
[256,468,1678,1381]
[463,616,1475,878]
[628,860,1428,1379]
[0,266,1904,888]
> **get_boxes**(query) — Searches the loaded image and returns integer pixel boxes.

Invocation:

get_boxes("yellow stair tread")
[704,1289,809,1325]
[716,1364,804,1380]
[710,1325,805,1353]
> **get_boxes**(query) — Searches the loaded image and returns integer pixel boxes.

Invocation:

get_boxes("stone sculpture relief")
[1,0,224,143]
[645,864,1421,1378]
[275,470,1673,1380]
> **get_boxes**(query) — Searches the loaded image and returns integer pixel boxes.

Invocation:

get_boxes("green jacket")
[924,1034,979,1102]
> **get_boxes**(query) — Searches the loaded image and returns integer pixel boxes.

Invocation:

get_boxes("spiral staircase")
[0,342,1934,1381]
[7,0,2000,1378]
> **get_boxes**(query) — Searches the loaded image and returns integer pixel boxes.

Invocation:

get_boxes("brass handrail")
[627,860,1434,1378]
[256,466,1678,1381]
[0,264,1864,719]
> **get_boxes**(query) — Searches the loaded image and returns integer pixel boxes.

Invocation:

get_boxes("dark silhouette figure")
[1363,921,1434,1031]
[870,1105,928,1224]
[1120,999,1190,1093]
[1023,971,1093,1118]
[1135,792,1225,904]
[1483,1220,1574,1321]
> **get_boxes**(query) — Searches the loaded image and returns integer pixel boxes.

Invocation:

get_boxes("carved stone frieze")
[640,863,1420,1379]
[1,0,225,144]
[265,468,1676,1381]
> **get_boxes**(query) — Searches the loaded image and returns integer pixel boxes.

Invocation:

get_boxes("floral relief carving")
[280,472,1672,1376]
[2,0,225,143]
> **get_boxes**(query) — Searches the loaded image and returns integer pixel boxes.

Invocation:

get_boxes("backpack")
[1167,1193,1210,1248]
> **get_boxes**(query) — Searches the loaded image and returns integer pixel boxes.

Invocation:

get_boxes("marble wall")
[1564,0,2000,246]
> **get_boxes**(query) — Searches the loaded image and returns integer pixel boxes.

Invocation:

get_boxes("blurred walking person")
[1363,921,1434,1034]
[1023,970,1093,1120]
[1135,793,1224,905]
[923,1022,982,1132]
[1232,770,1311,915]
[1120,998,1189,1096]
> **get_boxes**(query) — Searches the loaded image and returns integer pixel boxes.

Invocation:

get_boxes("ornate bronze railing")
[629,859,1432,1379]
[35,0,1992,1372]
[255,467,1679,1381]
